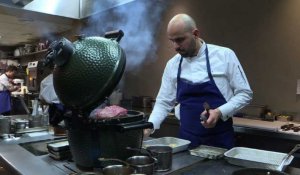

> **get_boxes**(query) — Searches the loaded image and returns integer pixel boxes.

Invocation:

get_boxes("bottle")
[38,105,43,115]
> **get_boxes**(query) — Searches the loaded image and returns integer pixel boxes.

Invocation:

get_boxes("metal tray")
[47,139,69,152]
[224,147,294,170]
[142,137,191,153]
[189,145,227,159]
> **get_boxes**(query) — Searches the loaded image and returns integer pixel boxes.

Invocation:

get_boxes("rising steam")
[80,0,169,71]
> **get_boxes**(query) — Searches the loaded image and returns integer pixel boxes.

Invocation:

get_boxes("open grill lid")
[44,30,126,112]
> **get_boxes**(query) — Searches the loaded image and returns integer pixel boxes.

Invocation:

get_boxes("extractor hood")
[0,0,136,46]
[18,0,136,19]
[11,0,33,7]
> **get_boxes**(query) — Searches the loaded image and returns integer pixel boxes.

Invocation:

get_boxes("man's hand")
[201,108,222,128]
[143,128,154,137]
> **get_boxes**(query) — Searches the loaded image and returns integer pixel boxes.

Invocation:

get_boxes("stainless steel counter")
[1,111,300,175]
[1,132,300,175]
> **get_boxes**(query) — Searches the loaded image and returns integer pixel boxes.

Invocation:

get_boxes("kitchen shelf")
[9,49,47,60]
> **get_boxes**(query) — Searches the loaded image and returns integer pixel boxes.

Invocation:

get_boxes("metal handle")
[277,144,300,171]
[200,102,210,122]
[126,146,153,157]
[116,122,153,132]
[104,30,124,42]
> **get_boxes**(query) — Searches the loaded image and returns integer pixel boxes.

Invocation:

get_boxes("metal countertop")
[1,133,300,175]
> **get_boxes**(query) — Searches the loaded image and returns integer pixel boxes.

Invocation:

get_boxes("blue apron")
[0,90,11,114]
[48,103,65,126]
[176,46,234,149]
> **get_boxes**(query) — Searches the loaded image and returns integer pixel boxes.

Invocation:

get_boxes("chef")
[0,65,20,115]
[39,64,65,126]
[144,14,253,149]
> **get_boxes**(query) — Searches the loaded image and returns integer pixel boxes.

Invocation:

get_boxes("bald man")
[144,14,253,149]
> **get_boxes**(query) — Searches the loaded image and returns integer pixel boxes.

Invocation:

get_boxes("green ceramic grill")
[45,30,126,112]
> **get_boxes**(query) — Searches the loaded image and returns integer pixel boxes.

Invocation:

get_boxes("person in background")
[144,14,253,149]
[39,65,65,127]
[0,65,20,115]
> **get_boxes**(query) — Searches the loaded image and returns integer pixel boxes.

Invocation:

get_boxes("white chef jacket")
[0,73,13,91]
[148,41,253,130]
[39,74,60,104]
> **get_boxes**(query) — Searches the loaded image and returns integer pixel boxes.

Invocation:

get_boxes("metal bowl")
[102,165,134,175]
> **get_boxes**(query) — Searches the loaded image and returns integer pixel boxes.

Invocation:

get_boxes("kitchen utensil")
[230,145,300,175]
[200,102,210,121]
[189,145,227,159]
[47,139,69,152]
[146,146,172,172]
[126,146,153,157]
[29,115,42,128]
[277,144,300,171]
[12,118,28,131]
[224,147,294,170]
[126,155,156,175]
[142,137,190,153]
[98,158,134,175]
[99,158,135,175]
[102,165,135,175]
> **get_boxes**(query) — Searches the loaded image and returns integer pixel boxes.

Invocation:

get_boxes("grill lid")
[44,30,126,112]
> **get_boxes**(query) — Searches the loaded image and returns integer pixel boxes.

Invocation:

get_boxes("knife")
[200,102,210,122]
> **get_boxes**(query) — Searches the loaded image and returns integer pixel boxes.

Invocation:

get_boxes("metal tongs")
[277,144,300,171]
[200,102,210,122]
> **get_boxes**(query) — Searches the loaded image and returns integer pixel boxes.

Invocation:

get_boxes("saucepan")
[127,145,173,172]
[99,158,135,175]
[146,146,172,172]
[126,155,156,175]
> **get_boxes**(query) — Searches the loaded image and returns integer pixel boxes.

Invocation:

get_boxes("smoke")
[80,0,168,71]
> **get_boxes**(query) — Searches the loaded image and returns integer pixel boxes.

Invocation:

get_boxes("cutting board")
[233,117,285,131]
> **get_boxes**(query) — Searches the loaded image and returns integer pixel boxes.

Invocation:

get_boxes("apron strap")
[204,46,214,82]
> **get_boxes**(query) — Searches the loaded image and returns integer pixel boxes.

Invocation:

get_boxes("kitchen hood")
[0,0,137,46]
[0,0,136,19]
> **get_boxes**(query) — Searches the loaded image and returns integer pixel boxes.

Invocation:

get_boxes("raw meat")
[95,105,128,119]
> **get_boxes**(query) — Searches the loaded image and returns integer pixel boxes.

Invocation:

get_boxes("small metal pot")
[12,119,28,131]
[146,146,172,172]
[126,155,155,175]
[102,165,134,175]
[99,158,135,175]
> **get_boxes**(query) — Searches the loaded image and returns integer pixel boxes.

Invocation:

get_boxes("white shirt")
[39,74,60,104]
[0,73,13,91]
[148,41,253,130]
